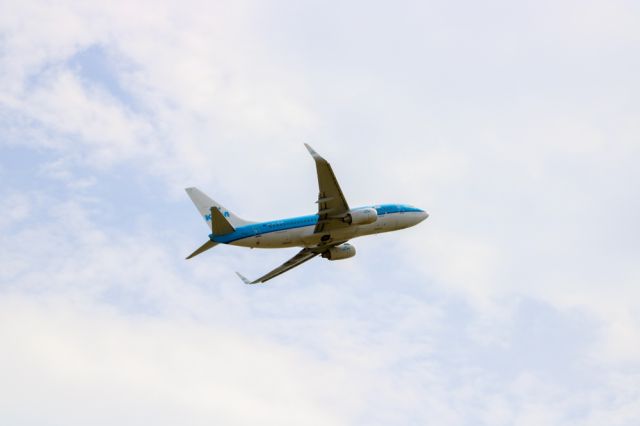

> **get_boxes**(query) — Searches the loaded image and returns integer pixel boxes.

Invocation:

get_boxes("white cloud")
[2,0,640,423]
[1,190,638,424]
[0,295,363,426]
[0,192,31,230]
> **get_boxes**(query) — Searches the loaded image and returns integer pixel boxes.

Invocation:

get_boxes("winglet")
[304,143,322,160]
[236,272,258,285]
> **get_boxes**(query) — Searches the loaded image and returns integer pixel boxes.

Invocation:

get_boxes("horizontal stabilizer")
[186,240,218,259]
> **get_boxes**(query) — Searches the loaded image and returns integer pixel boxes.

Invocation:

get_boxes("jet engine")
[322,243,356,260]
[344,208,377,225]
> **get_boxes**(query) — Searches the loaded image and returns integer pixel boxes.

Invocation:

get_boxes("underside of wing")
[236,241,348,284]
[304,144,351,233]
[237,248,319,284]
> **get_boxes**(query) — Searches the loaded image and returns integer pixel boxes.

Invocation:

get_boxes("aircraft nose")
[418,210,429,223]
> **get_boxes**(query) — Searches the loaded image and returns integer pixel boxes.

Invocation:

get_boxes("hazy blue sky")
[1,1,639,424]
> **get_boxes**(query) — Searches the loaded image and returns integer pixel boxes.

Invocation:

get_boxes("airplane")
[185,144,429,284]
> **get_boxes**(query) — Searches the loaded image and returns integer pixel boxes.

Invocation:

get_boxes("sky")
[1,0,639,424]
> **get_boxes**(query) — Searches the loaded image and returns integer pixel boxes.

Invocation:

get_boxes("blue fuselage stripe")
[210,204,424,244]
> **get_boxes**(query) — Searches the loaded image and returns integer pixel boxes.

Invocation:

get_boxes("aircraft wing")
[236,241,346,284]
[304,144,350,233]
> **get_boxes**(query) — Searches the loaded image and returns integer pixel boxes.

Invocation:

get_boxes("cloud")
[2,0,640,424]
[1,186,638,424]
[0,295,363,426]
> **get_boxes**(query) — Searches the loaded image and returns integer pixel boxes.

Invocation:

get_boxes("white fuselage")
[211,207,428,249]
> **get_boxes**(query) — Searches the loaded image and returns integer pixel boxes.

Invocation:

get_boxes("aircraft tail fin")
[185,187,254,230]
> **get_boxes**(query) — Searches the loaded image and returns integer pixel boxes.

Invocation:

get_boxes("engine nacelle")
[322,243,356,261]
[344,208,377,225]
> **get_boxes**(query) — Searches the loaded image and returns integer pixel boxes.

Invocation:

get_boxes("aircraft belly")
[396,212,416,229]
[301,226,357,247]
[356,214,397,236]
[253,227,309,248]
[229,237,254,248]
[331,227,358,241]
